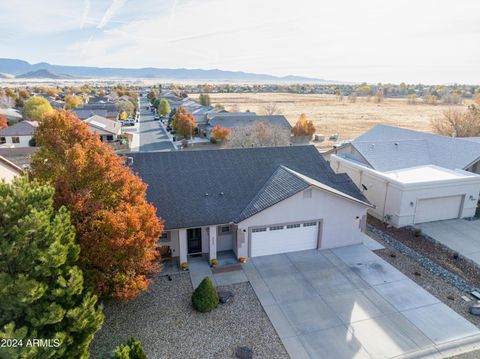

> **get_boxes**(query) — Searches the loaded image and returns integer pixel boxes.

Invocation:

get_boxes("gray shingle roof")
[128,145,367,230]
[0,120,38,136]
[73,109,108,120]
[236,166,310,222]
[352,124,480,171]
[209,114,292,130]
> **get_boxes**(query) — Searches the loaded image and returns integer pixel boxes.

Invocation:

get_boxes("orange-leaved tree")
[291,113,316,138]
[30,110,163,299]
[0,114,8,129]
[211,125,231,141]
[171,107,195,138]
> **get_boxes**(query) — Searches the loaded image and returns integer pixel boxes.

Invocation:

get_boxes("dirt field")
[191,93,468,150]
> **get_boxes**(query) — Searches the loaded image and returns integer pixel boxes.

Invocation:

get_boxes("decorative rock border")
[367,224,479,294]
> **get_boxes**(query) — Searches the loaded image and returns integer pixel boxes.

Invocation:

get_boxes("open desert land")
[192,93,469,150]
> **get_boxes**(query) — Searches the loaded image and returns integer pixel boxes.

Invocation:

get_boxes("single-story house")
[0,155,23,182]
[0,108,23,123]
[0,121,38,148]
[128,145,370,264]
[73,109,109,120]
[330,124,480,227]
[84,115,122,142]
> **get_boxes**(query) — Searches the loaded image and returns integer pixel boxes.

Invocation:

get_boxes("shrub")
[210,258,218,266]
[114,337,147,359]
[192,277,219,313]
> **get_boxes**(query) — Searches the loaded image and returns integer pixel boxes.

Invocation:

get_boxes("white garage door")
[414,195,463,224]
[250,221,319,257]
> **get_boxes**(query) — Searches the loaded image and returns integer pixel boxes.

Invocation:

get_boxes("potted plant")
[210,258,218,268]
[239,257,247,263]
[180,262,189,271]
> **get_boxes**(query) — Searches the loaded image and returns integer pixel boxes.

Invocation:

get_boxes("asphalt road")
[138,99,175,152]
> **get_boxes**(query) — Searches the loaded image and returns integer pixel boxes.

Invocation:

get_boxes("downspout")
[383,180,390,220]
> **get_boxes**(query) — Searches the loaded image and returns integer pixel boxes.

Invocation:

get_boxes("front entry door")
[187,228,202,254]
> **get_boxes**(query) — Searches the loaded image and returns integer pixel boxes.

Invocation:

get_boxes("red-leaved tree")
[0,114,8,129]
[171,107,196,139]
[211,125,231,141]
[30,110,163,299]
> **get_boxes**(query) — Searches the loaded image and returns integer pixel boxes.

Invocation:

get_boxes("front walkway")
[188,252,248,288]
[418,219,480,267]
[244,246,480,359]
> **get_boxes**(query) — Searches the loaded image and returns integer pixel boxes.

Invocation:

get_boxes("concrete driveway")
[243,245,480,358]
[418,219,480,267]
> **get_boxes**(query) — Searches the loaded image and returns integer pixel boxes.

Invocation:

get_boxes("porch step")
[212,264,243,274]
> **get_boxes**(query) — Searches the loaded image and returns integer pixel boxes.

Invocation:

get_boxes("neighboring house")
[0,108,23,123]
[128,145,370,265]
[201,113,291,139]
[0,121,38,148]
[73,109,108,120]
[84,115,122,142]
[74,103,118,119]
[0,155,23,182]
[330,124,480,227]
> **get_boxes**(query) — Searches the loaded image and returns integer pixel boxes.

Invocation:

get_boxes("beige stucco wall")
[236,186,368,258]
[0,162,21,182]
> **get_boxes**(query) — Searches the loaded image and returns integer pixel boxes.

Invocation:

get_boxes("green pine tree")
[0,177,104,359]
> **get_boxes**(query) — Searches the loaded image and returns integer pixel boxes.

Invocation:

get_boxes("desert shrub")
[192,277,219,313]
[114,337,147,359]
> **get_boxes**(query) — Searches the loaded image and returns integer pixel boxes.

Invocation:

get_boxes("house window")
[12,137,20,144]
[269,225,284,231]
[303,222,317,227]
[0,137,5,144]
[303,189,312,198]
[159,232,169,242]
[220,225,231,234]
[286,223,301,229]
[252,227,267,233]
[106,135,114,142]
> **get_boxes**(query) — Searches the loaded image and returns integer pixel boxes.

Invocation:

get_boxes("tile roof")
[128,145,367,230]
[351,124,480,171]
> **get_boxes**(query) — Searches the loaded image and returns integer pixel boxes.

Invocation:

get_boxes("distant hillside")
[0,58,329,83]
[16,69,73,79]
[0,72,14,79]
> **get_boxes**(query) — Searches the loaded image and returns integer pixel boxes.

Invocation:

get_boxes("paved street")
[243,246,480,359]
[138,98,175,152]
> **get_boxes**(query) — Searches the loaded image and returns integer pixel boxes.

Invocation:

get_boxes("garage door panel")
[414,195,462,224]
[251,222,319,257]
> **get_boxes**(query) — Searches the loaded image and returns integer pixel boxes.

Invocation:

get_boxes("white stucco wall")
[1,135,32,148]
[237,186,368,257]
[330,154,480,227]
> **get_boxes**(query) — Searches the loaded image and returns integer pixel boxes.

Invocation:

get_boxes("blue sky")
[0,0,479,84]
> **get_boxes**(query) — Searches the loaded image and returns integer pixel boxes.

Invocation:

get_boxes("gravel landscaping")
[366,228,480,358]
[90,272,288,359]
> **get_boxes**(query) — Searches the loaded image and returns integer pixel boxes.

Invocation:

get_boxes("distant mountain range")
[0,58,328,83]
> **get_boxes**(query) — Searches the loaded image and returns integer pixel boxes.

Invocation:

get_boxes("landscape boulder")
[235,346,253,359]
[218,291,234,304]
[469,303,480,315]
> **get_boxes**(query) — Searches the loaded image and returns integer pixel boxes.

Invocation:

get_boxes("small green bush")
[192,277,219,313]
[114,337,147,359]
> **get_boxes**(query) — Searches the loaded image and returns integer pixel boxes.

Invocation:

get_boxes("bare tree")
[0,95,15,108]
[224,122,291,148]
[262,103,281,115]
[441,93,463,105]
[431,105,480,137]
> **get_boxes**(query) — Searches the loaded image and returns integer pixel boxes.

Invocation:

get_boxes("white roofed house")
[330,125,480,227]
[84,115,122,143]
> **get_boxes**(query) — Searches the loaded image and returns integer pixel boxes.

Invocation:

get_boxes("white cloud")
[80,0,91,29]
[97,0,128,29]
[3,0,480,83]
